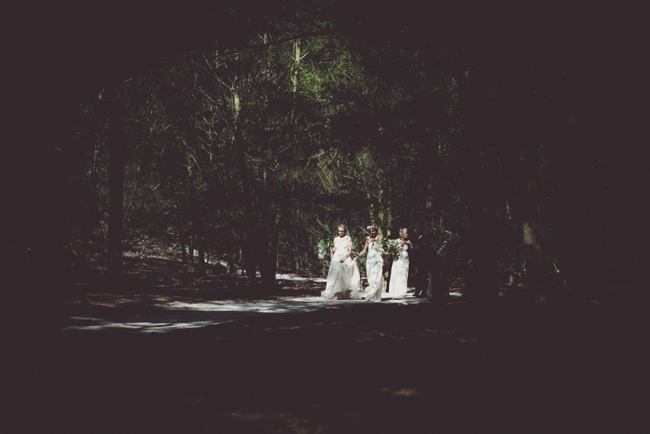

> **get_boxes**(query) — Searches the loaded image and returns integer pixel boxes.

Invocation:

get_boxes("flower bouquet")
[317,238,333,260]
[380,237,401,261]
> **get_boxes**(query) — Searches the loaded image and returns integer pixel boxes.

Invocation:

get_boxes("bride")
[389,228,412,297]
[321,224,361,300]
[354,224,385,302]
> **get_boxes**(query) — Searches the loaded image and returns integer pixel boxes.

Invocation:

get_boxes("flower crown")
[399,228,408,234]
[367,224,378,230]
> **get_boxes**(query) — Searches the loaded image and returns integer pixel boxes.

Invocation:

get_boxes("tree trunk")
[188,235,195,265]
[231,79,258,281]
[179,227,188,263]
[385,257,394,293]
[196,233,206,276]
[520,146,548,303]
[457,56,499,305]
[82,139,102,265]
[107,81,125,288]
[258,36,302,287]
[260,242,277,287]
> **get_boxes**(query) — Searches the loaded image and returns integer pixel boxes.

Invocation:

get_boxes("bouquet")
[380,237,401,260]
[317,238,333,260]
[317,226,334,260]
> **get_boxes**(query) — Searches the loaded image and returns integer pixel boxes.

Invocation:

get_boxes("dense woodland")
[3,2,650,432]
[3,0,647,304]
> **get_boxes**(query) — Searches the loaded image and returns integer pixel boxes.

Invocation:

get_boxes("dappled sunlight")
[60,293,438,334]
[211,258,328,284]
[62,296,432,333]
[377,387,419,397]
[61,316,232,333]
[61,266,460,334]
[275,273,326,283]
[159,293,431,312]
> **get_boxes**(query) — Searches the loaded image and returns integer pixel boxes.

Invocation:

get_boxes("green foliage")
[380,237,400,261]
[60,1,641,302]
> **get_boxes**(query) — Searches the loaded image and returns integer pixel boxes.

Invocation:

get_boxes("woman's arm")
[331,237,337,253]
[340,243,353,263]
[353,237,369,261]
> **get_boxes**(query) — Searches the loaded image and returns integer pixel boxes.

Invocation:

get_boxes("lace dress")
[389,242,409,297]
[321,236,361,300]
[364,240,385,301]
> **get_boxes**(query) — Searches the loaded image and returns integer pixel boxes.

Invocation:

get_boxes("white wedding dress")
[389,241,409,297]
[364,240,385,301]
[321,236,361,300]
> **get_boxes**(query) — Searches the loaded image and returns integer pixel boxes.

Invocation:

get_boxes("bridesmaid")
[354,224,385,302]
[321,224,361,300]
[389,228,412,297]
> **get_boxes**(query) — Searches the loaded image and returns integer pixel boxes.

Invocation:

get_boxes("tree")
[107,81,126,287]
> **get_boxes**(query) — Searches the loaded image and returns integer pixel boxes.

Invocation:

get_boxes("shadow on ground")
[59,293,440,334]
[5,291,650,433]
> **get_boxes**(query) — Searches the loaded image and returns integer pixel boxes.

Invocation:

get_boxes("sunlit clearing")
[211,258,327,283]
[61,293,437,334]
[62,316,227,333]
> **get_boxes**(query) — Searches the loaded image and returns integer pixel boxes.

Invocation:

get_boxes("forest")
[6,0,646,302]
[3,1,649,432]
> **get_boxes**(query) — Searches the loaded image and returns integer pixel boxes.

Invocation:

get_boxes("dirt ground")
[4,250,649,433]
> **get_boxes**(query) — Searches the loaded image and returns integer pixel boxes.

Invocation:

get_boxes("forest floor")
[4,245,650,433]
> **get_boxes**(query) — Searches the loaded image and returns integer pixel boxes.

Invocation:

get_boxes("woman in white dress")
[321,225,361,300]
[354,225,385,302]
[388,228,413,297]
